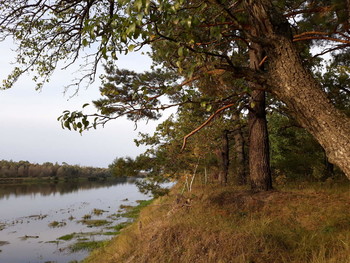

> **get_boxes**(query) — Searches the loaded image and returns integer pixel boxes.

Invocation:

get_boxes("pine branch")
[180,103,235,152]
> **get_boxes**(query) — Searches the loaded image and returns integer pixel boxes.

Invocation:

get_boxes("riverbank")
[83,181,350,263]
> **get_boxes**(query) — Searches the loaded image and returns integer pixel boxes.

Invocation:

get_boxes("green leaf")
[64,121,71,130]
[176,60,182,73]
[137,13,144,22]
[82,39,88,47]
[127,23,136,35]
[134,0,142,12]
[186,16,192,28]
[128,44,136,52]
[82,103,89,108]
[145,0,151,13]
[178,47,184,57]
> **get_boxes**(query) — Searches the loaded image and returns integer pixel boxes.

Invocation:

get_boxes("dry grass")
[83,181,350,263]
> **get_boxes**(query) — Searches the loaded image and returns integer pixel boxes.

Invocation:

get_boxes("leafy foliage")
[109,157,139,177]
[135,177,169,198]
[268,112,325,180]
[1,0,350,181]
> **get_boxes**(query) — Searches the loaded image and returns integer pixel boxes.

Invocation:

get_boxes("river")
[0,178,150,263]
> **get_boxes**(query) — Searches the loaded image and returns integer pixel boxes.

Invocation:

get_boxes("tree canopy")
[1,0,349,180]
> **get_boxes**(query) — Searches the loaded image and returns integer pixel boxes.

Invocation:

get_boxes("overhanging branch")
[180,103,235,152]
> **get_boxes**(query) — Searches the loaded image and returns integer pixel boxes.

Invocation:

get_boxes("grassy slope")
[83,181,350,263]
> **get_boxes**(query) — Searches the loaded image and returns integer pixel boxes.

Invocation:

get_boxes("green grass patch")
[82,214,91,220]
[102,222,130,236]
[119,204,133,209]
[69,240,107,252]
[58,233,76,241]
[121,199,153,219]
[46,240,61,245]
[78,219,111,227]
[48,221,66,228]
[77,238,89,241]
[58,231,112,242]
[92,208,107,216]
[110,222,130,232]
[107,213,121,220]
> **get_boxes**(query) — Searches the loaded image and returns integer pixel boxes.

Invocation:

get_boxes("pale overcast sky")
[0,40,163,168]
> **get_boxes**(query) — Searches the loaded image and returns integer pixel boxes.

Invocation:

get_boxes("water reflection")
[0,177,138,199]
[0,177,148,263]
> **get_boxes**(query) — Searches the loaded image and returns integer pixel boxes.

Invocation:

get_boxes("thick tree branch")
[293,36,350,45]
[293,31,350,45]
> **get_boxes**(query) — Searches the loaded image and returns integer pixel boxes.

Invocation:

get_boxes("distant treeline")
[0,160,110,179]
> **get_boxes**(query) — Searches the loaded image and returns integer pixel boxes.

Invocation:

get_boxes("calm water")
[0,178,150,263]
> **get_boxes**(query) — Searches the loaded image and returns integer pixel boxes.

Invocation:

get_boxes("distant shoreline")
[0,176,111,183]
[0,159,110,180]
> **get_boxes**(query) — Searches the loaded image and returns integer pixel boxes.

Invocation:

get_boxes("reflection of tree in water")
[0,177,136,199]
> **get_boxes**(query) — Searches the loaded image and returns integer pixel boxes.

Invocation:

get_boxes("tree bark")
[246,0,350,179]
[234,130,247,185]
[215,130,230,185]
[269,40,350,179]
[221,129,230,185]
[232,113,247,185]
[247,33,273,191]
[322,149,334,181]
[248,90,273,191]
[347,0,350,26]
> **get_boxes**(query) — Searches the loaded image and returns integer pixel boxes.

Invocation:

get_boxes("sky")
[0,40,165,168]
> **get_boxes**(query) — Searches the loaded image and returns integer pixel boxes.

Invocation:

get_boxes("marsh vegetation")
[0,178,150,263]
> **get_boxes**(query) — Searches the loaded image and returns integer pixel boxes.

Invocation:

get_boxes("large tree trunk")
[248,36,273,191]
[269,41,350,178]
[246,0,350,179]
[248,90,273,191]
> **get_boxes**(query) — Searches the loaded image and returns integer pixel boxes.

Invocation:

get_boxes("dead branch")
[293,36,350,44]
[180,103,235,152]
[284,6,333,18]
[293,31,335,38]
[258,56,268,68]
[179,69,226,87]
[293,31,350,45]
